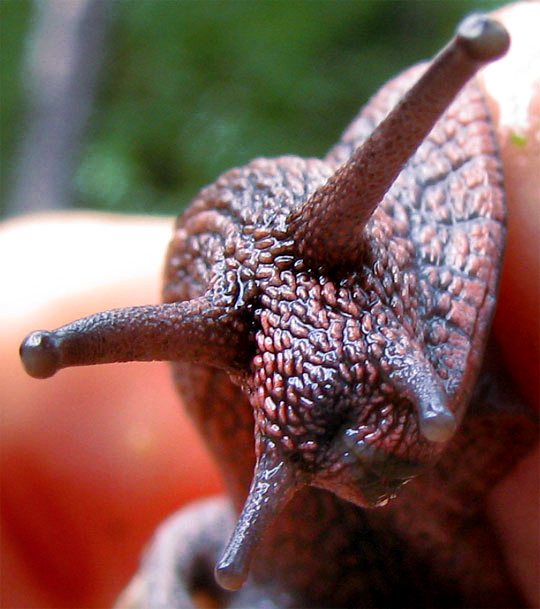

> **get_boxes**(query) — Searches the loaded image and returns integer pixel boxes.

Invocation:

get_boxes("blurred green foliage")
[1,0,505,218]
[1,0,32,215]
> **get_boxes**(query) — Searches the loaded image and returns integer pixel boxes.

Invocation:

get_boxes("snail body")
[20,13,537,609]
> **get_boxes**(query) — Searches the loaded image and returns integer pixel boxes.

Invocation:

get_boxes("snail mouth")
[310,431,428,508]
[314,463,420,509]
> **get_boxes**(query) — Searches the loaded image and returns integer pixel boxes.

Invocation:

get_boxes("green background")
[1,0,505,219]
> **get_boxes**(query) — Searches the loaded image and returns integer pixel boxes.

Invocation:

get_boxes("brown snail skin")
[19,12,538,609]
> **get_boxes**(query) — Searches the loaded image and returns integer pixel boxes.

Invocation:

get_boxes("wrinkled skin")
[3,2,536,604]
[116,7,538,609]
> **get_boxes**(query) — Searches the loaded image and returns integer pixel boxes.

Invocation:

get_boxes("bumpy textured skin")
[120,66,537,609]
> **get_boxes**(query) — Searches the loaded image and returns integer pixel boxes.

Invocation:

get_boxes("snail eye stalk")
[288,15,509,271]
[20,296,251,378]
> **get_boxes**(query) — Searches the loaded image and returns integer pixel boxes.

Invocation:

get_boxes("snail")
[19,11,538,609]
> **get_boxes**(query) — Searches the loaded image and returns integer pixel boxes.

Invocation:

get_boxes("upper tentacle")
[287,15,509,271]
[20,294,252,379]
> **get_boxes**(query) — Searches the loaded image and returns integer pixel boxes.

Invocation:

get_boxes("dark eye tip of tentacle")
[20,331,61,379]
[457,14,510,61]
